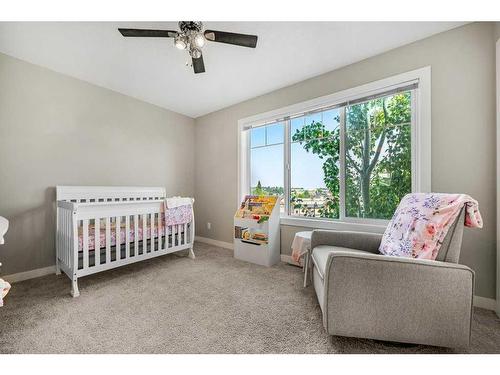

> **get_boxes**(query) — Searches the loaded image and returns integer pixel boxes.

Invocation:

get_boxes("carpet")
[1,242,499,353]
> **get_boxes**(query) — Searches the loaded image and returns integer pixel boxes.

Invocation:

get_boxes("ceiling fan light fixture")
[193,33,205,48]
[189,46,202,59]
[174,35,187,50]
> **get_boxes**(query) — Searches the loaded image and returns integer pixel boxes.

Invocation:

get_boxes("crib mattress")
[78,223,187,252]
[78,205,192,252]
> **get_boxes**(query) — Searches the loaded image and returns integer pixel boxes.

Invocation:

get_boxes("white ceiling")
[0,22,464,118]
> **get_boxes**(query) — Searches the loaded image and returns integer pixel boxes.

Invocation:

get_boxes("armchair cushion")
[311,246,370,280]
[311,230,383,254]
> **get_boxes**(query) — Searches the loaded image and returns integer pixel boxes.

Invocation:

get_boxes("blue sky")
[250,109,339,189]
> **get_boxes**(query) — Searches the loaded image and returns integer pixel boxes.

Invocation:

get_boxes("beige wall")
[194,22,497,299]
[496,22,500,312]
[0,52,195,276]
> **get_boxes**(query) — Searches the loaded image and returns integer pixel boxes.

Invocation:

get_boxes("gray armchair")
[310,209,474,348]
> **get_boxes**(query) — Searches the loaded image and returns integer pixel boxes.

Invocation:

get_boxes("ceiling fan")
[118,21,258,74]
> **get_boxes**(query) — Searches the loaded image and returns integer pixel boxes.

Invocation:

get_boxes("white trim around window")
[238,67,431,232]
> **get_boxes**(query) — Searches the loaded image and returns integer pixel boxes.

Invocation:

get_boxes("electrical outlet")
[207,222,211,230]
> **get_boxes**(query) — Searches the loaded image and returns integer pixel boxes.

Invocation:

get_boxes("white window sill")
[279,215,388,234]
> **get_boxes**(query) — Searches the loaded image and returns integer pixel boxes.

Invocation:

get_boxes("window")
[239,68,430,228]
[250,121,285,212]
[290,108,340,219]
[344,91,412,220]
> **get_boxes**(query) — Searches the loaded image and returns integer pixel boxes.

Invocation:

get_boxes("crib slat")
[64,213,67,265]
[115,216,121,261]
[163,223,167,249]
[142,213,147,255]
[134,214,139,256]
[70,212,73,264]
[105,217,111,264]
[63,211,66,266]
[65,212,69,265]
[61,212,68,264]
[67,212,71,265]
[185,223,188,246]
[95,218,100,266]
[179,223,182,246]
[125,215,130,259]
[150,212,155,252]
[83,219,89,269]
[157,213,162,251]
[58,213,61,265]
[62,212,66,265]
[66,212,73,264]
[184,223,187,245]
[57,213,61,265]
[168,224,172,249]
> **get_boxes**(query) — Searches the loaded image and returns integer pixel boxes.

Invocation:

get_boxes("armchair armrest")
[311,230,382,254]
[322,251,474,348]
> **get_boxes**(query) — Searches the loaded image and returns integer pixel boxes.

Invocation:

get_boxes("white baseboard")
[3,265,55,284]
[195,236,234,250]
[473,295,497,311]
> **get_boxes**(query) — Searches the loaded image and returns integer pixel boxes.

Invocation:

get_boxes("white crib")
[56,186,195,297]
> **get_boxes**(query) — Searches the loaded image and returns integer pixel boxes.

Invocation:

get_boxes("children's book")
[234,195,278,223]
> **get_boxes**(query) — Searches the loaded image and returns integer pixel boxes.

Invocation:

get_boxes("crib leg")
[55,259,61,275]
[188,246,195,259]
[71,276,80,298]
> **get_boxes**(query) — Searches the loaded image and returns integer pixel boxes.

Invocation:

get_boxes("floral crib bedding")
[77,204,192,252]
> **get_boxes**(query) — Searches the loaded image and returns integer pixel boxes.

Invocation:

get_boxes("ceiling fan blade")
[204,30,257,48]
[192,55,206,74]
[118,28,178,38]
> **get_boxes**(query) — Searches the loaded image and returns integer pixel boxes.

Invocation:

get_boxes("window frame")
[238,67,431,232]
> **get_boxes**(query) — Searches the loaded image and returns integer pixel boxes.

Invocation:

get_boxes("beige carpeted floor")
[1,242,499,354]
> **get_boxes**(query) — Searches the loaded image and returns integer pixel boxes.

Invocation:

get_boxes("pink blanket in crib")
[379,193,482,260]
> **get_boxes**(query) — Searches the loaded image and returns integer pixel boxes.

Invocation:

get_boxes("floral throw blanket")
[379,193,482,260]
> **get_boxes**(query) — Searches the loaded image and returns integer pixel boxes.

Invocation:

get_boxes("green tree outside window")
[291,92,411,219]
